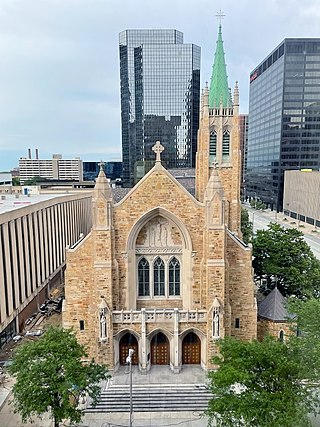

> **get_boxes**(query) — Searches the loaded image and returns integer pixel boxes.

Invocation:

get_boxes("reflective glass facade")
[119,30,201,186]
[246,39,320,210]
[83,161,123,181]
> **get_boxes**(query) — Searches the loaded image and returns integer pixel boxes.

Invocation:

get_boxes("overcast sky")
[0,0,319,171]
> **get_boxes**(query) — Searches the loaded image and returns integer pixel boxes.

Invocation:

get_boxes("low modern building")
[19,154,83,184]
[0,193,92,347]
[0,173,12,186]
[283,169,320,227]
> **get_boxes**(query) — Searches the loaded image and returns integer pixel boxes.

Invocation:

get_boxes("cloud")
[0,0,319,170]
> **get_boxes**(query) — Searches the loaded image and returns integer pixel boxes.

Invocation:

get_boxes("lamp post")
[126,348,134,427]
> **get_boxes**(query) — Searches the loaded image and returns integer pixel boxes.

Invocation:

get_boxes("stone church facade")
[63,24,257,372]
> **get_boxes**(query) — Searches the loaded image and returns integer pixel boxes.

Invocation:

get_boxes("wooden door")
[119,333,139,365]
[151,332,169,365]
[182,332,200,364]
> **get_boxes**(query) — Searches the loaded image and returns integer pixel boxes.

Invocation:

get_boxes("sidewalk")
[0,375,54,427]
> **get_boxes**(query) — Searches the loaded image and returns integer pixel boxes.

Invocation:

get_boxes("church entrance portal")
[119,333,138,365]
[182,332,201,364]
[151,332,169,365]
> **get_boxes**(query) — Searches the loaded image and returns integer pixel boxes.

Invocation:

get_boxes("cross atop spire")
[152,141,164,163]
[216,9,225,25]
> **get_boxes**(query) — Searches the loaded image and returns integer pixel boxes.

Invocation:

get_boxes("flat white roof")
[0,194,69,214]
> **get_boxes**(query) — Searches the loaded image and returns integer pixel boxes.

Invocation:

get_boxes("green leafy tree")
[252,222,320,296]
[8,326,109,427]
[288,297,320,381]
[207,336,319,427]
[250,198,266,210]
[12,176,20,186]
[241,207,253,244]
[24,175,46,185]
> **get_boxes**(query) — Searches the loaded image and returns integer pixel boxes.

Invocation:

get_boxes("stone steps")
[85,383,211,413]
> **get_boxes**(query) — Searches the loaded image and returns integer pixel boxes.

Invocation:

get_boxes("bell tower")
[196,18,241,234]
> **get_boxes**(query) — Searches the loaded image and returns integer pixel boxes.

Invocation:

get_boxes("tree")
[241,207,253,244]
[207,336,319,427]
[250,198,266,210]
[24,175,46,185]
[252,222,320,297]
[8,326,109,427]
[12,177,20,186]
[288,297,320,381]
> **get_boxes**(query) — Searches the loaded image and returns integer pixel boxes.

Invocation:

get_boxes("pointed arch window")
[279,330,285,343]
[169,257,180,296]
[222,131,230,158]
[138,257,150,296]
[154,257,165,296]
[209,131,217,159]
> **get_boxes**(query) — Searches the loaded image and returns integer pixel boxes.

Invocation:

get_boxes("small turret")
[92,161,113,230]
[93,161,113,202]
[202,82,209,118]
[204,164,224,201]
[204,164,225,226]
[233,81,239,114]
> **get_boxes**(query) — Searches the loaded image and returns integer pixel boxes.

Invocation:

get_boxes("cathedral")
[63,23,257,372]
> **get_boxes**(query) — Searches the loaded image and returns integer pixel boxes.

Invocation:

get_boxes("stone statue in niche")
[213,309,220,338]
[99,311,107,341]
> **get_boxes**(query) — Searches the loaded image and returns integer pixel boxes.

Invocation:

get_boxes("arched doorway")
[182,332,201,364]
[119,333,139,365]
[151,332,169,365]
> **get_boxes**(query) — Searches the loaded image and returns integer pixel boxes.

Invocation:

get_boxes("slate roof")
[258,287,294,322]
[112,188,131,203]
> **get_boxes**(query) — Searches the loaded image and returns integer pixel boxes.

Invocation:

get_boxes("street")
[246,205,320,260]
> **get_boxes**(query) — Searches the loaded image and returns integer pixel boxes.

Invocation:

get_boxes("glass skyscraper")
[119,29,201,186]
[246,38,320,210]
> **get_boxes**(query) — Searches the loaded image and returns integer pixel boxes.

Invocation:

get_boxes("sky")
[0,0,319,171]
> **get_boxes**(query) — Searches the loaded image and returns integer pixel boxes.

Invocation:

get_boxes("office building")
[83,162,100,181]
[119,29,201,186]
[19,152,83,184]
[83,161,122,182]
[239,114,248,192]
[246,38,320,210]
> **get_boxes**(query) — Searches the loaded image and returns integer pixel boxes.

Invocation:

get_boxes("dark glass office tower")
[246,39,320,210]
[119,29,201,186]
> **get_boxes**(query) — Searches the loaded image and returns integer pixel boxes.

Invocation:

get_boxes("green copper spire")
[209,24,230,108]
